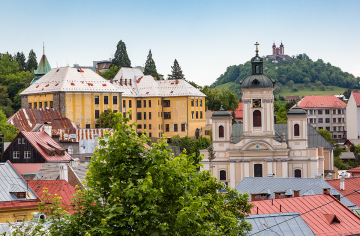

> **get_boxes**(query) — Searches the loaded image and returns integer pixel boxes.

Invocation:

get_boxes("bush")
[292,88,298,92]
[310,86,315,91]
[319,85,326,91]
[329,86,335,91]
[297,84,304,89]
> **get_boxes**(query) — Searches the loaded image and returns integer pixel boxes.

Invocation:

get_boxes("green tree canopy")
[111,40,131,68]
[201,86,239,111]
[26,49,37,71]
[16,52,26,71]
[168,59,185,80]
[100,65,120,79]
[317,129,334,144]
[0,109,18,141]
[143,49,159,79]
[96,109,117,128]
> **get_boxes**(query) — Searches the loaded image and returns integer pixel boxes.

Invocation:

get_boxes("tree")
[16,52,26,71]
[168,59,185,80]
[0,109,18,142]
[317,129,334,144]
[344,88,352,99]
[0,85,13,116]
[111,40,131,68]
[171,135,211,164]
[143,50,159,79]
[26,49,37,71]
[96,109,117,128]
[100,65,120,79]
[287,80,294,89]
[220,90,239,112]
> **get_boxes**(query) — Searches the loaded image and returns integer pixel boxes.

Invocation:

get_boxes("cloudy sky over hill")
[1,0,359,86]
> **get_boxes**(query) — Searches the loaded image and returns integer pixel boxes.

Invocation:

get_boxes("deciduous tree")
[96,109,117,128]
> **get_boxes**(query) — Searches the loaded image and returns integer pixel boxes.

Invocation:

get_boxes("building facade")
[346,91,360,139]
[272,42,284,55]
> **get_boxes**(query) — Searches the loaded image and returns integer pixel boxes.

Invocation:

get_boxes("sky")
[1,0,360,86]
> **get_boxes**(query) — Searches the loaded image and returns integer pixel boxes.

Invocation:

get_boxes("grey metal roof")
[287,106,307,116]
[340,152,356,160]
[34,163,61,180]
[240,75,275,89]
[0,161,37,201]
[232,123,243,143]
[346,139,360,146]
[246,212,315,236]
[211,107,232,119]
[69,163,89,185]
[236,177,358,210]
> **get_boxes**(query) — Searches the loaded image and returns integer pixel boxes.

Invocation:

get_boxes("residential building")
[112,67,206,139]
[30,49,51,84]
[0,131,73,163]
[12,163,44,180]
[0,161,39,223]
[96,61,111,75]
[200,48,335,188]
[296,95,347,140]
[19,67,123,129]
[346,91,360,139]
[285,95,300,101]
[346,166,360,177]
[339,152,355,163]
[327,176,360,209]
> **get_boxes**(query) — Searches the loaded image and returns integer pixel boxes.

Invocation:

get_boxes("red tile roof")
[21,131,73,162]
[352,92,360,106]
[227,102,243,119]
[347,166,360,173]
[12,163,44,175]
[326,177,360,208]
[285,95,300,101]
[0,200,40,210]
[250,194,360,236]
[297,95,347,108]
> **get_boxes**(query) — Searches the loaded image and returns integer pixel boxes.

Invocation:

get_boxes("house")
[12,163,44,180]
[249,190,360,236]
[327,176,360,209]
[68,162,89,188]
[346,92,360,139]
[296,95,347,140]
[346,166,360,177]
[200,47,336,188]
[339,152,355,163]
[235,177,357,210]
[0,161,39,223]
[285,95,300,101]
[0,131,73,163]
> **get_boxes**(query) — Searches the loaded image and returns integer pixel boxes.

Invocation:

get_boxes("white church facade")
[200,44,335,188]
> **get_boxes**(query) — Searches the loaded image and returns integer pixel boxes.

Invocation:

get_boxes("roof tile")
[297,95,347,108]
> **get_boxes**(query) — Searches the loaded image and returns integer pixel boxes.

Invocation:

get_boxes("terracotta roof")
[12,163,44,175]
[326,177,360,208]
[285,95,300,101]
[250,194,360,236]
[347,166,360,173]
[227,103,243,119]
[297,95,347,108]
[352,92,360,106]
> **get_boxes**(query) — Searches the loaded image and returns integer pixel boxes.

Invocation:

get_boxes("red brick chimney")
[293,190,300,197]
[323,188,330,195]
[274,191,286,199]
[120,79,123,86]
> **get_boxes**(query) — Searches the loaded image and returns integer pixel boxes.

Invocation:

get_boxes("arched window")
[254,164,262,177]
[294,124,300,136]
[253,110,261,127]
[219,125,224,138]
[294,169,301,178]
[220,170,226,180]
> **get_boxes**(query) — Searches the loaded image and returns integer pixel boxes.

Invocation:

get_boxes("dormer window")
[15,192,26,199]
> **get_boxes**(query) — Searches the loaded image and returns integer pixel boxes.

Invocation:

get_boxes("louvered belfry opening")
[253,110,261,127]
[219,125,224,138]
[294,124,300,136]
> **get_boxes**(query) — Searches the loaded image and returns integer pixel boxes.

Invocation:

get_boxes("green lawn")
[215,82,236,90]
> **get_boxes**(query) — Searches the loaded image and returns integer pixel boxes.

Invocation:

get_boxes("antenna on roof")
[43,42,45,55]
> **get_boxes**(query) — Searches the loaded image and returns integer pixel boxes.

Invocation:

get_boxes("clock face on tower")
[253,99,261,108]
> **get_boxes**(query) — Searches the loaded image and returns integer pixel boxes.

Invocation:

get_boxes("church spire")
[43,42,45,55]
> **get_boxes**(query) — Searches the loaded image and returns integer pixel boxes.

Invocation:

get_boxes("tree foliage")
[143,50,159,79]
[26,49,38,71]
[100,65,120,79]
[16,52,26,71]
[317,129,334,144]
[0,110,18,142]
[171,135,211,164]
[111,40,131,68]
[96,109,117,128]
[201,86,239,111]
[168,59,185,80]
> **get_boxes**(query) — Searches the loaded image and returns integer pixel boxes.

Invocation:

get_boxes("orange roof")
[12,163,44,175]
[297,95,347,108]
[326,177,360,208]
[347,166,360,173]
[227,103,243,119]
[250,194,360,236]
[352,92,360,106]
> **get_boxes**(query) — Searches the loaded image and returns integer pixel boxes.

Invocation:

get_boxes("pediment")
[242,140,274,151]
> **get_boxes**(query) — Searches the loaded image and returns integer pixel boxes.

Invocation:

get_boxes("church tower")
[272,43,276,54]
[280,42,284,55]
[287,105,308,149]
[240,42,276,137]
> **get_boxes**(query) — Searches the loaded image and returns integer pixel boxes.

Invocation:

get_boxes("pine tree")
[16,52,26,71]
[111,40,131,68]
[168,59,185,80]
[143,50,159,79]
[26,49,37,71]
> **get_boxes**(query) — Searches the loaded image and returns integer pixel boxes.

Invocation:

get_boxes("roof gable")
[352,92,360,106]
[297,95,347,108]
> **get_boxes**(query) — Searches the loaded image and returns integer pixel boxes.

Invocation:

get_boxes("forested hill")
[211,54,360,97]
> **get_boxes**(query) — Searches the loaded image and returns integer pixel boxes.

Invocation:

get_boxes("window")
[318,127,323,130]
[45,102,48,108]
[338,118,342,123]
[325,118,330,123]
[123,100,126,108]
[13,151,20,159]
[18,138,21,144]
[205,130,210,135]
[318,110,322,115]
[181,124,185,132]
[294,169,301,178]
[191,111,194,119]
[113,96,117,105]
[342,109,345,114]
[113,110,117,113]
[325,110,330,114]
[333,127,337,131]
[196,111,198,119]
[149,132,152,137]
[294,124,300,136]
[219,125,224,138]
[253,110,261,127]
[16,192,26,199]
[326,127,330,131]
[129,100,132,108]
[333,110,336,114]
[254,164,262,177]
[334,135,337,139]
[174,124,178,132]
[333,118,336,123]
[34,102,37,109]
[124,113,126,118]
[149,100,151,107]
[220,170,226,180]
[338,109,341,114]
[166,124,169,132]
[137,100,141,108]
[29,103,32,109]
[144,112,146,120]
[318,118,323,123]
[149,112,151,120]
[149,124,152,129]
[137,112,142,120]
[309,110,313,115]
[24,151,31,159]
[104,96,108,105]
[22,138,25,144]
[95,110,99,119]
[164,112,171,119]
[158,100,159,105]
[200,99,202,107]
[314,118,316,123]
[86,124,90,129]
[144,100,146,108]
[39,102,42,108]
[195,99,198,107]
[164,100,170,107]
[339,126,342,131]
[191,99,194,107]
[50,101,53,108]
[95,124,100,128]
[309,118,313,123]
[95,96,99,104]
[342,118,344,123]
[137,124,142,129]
[200,111,203,119]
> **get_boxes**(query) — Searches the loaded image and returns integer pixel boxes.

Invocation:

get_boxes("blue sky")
[1,0,360,86]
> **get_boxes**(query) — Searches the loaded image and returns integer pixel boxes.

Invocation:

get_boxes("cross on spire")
[255,42,260,54]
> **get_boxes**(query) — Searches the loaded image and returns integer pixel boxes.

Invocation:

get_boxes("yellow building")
[20,67,122,129]
[113,68,206,139]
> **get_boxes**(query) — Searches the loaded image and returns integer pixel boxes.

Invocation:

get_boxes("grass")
[215,82,236,91]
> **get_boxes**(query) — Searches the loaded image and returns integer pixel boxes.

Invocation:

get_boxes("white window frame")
[22,138,25,144]
[18,138,21,144]
[13,151,20,159]
[24,151,31,159]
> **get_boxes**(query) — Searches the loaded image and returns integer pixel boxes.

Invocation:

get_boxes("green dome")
[240,75,275,89]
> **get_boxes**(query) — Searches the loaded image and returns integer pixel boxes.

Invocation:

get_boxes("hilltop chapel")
[200,43,335,188]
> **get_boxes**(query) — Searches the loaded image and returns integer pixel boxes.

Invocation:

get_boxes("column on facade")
[230,161,236,188]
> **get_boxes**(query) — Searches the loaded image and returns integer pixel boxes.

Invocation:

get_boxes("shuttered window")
[253,110,261,127]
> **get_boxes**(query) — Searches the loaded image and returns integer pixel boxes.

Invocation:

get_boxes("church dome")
[240,74,275,89]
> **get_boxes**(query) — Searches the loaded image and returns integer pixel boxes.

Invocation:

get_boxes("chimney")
[130,79,132,86]
[340,174,345,190]
[110,78,113,84]
[120,79,123,86]
[59,163,68,182]
[323,188,330,195]
[274,191,286,199]
[125,79,127,86]
[70,158,80,167]
[315,174,323,179]
[326,173,332,180]
[267,173,275,177]
[293,190,300,197]
[44,122,52,137]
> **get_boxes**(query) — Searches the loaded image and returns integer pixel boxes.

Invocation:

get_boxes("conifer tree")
[168,59,185,80]
[26,49,37,71]
[143,50,159,79]
[16,52,26,71]
[111,40,131,68]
